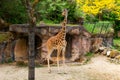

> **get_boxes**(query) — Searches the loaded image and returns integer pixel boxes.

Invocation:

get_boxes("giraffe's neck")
[57,15,67,40]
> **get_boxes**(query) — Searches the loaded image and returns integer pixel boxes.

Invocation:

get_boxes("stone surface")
[0,24,112,63]
[14,38,28,61]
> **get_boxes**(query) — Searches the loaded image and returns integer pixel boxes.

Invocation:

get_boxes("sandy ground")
[0,55,120,80]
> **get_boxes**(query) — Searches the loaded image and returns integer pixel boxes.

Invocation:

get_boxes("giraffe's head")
[62,9,68,17]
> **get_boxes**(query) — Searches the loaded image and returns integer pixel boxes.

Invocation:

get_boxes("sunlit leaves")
[76,0,120,20]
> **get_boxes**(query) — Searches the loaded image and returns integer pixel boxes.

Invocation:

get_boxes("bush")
[0,0,28,24]
[36,0,76,24]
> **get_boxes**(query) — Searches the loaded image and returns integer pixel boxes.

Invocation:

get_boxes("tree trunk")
[98,13,102,21]
[21,0,39,79]
[23,0,35,80]
[28,27,35,80]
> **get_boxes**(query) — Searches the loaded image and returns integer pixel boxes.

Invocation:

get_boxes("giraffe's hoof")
[48,69,51,73]
[63,71,68,74]
[57,70,61,74]
[57,72,61,74]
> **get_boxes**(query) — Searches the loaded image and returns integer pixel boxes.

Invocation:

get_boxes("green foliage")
[16,61,27,67]
[85,52,93,57]
[6,58,14,63]
[85,14,98,23]
[114,20,120,31]
[0,0,28,24]
[113,38,120,50]
[114,38,120,45]
[76,0,120,21]
[36,0,76,23]
[84,21,114,34]
[0,33,12,43]
[102,9,118,21]
[0,0,77,24]
[85,52,94,63]
[16,61,43,67]
[0,0,119,29]
[75,0,120,33]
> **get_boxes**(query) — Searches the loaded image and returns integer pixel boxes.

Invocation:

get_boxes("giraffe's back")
[46,36,66,50]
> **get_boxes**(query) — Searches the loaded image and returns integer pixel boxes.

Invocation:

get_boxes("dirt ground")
[0,55,120,80]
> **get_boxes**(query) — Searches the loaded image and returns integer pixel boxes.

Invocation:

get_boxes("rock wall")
[35,25,92,63]
[14,38,28,61]
[91,34,113,53]
[0,41,14,63]
[0,24,114,63]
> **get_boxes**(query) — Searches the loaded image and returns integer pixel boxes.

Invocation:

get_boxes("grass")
[16,60,44,67]
[85,52,94,57]
[0,33,12,43]
[114,38,120,46]
[113,38,120,50]
[16,61,27,67]
[46,23,78,27]
[37,20,114,34]
[83,21,114,34]
[85,52,94,63]
[37,20,79,27]
[37,22,78,27]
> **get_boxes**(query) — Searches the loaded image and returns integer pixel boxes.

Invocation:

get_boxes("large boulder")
[107,50,120,58]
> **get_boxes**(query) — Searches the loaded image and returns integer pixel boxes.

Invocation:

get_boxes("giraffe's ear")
[62,9,68,16]
[63,9,67,13]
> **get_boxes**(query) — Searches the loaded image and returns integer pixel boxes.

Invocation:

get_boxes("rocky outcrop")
[9,24,93,63]
[0,24,113,63]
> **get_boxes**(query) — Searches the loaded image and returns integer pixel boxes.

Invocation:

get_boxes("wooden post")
[21,0,39,79]
[28,27,35,80]
[21,0,37,80]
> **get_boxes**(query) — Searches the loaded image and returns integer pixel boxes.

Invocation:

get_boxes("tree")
[21,0,39,80]
[0,0,77,24]
[76,0,120,21]
[36,0,76,23]
[0,0,28,23]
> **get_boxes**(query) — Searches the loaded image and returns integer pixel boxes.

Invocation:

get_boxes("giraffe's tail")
[37,43,46,49]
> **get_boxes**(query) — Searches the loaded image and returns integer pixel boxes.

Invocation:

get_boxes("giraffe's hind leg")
[47,48,53,73]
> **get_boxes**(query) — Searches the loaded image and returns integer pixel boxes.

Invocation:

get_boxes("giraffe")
[46,9,68,73]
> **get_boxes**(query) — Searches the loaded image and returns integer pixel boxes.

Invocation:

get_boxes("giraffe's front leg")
[57,48,61,73]
[62,46,67,74]
[47,54,51,73]
[62,48,66,66]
